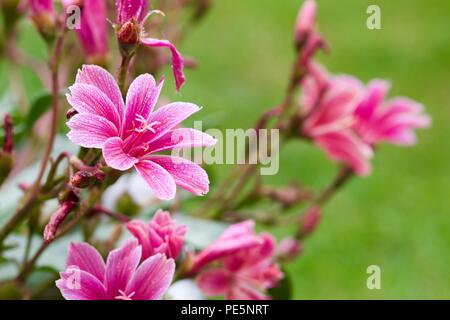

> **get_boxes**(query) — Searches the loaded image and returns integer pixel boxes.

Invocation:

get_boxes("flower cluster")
[298,2,430,175]
[0,0,432,302]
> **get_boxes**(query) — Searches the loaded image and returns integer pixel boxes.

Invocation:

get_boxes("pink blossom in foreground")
[354,80,431,146]
[63,0,109,63]
[66,65,216,200]
[56,239,175,300]
[192,221,283,300]
[115,0,186,90]
[127,210,186,260]
[301,64,373,176]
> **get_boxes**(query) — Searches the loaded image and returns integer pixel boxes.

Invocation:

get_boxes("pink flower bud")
[43,200,76,243]
[117,20,141,45]
[126,210,186,260]
[2,114,13,154]
[298,207,321,237]
[277,237,303,261]
[71,169,105,189]
[295,0,317,44]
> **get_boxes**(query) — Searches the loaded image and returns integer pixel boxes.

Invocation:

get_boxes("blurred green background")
[177,0,450,299]
[1,0,449,299]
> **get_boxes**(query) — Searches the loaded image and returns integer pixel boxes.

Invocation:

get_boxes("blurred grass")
[1,0,449,299]
[176,0,450,299]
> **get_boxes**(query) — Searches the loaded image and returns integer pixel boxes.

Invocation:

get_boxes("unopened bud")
[2,114,13,154]
[0,114,14,185]
[298,206,321,238]
[277,237,303,261]
[117,21,140,45]
[260,183,312,209]
[31,11,57,41]
[43,200,76,243]
[71,169,105,188]
[295,0,317,46]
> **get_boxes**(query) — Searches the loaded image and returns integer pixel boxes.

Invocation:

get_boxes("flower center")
[115,290,136,300]
[134,114,160,134]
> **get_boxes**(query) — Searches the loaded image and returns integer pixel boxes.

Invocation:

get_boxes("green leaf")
[268,267,292,300]
[25,93,52,130]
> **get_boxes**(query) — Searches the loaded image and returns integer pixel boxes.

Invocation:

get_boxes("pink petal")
[123,74,163,136]
[197,268,229,296]
[134,159,177,200]
[125,254,175,300]
[141,38,185,91]
[126,220,153,260]
[145,102,200,143]
[147,128,217,153]
[355,79,390,123]
[105,239,142,298]
[56,268,108,300]
[75,65,124,118]
[228,283,270,300]
[67,113,118,148]
[315,130,372,176]
[74,1,108,58]
[66,243,106,282]
[191,220,262,273]
[103,137,138,171]
[148,156,210,196]
[116,0,148,24]
[67,83,122,129]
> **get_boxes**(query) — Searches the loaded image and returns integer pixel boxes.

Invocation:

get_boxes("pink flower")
[56,239,175,300]
[63,0,108,63]
[115,0,186,91]
[192,221,283,300]
[126,210,186,260]
[301,64,373,176]
[354,80,431,146]
[66,65,216,200]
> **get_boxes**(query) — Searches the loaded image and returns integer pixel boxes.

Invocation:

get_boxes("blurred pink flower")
[63,0,109,63]
[127,210,186,260]
[115,0,186,90]
[354,80,431,146]
[66,65,216,200]
[192,221,283,300]
[301,65,373,176]
[56,239,175,300]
